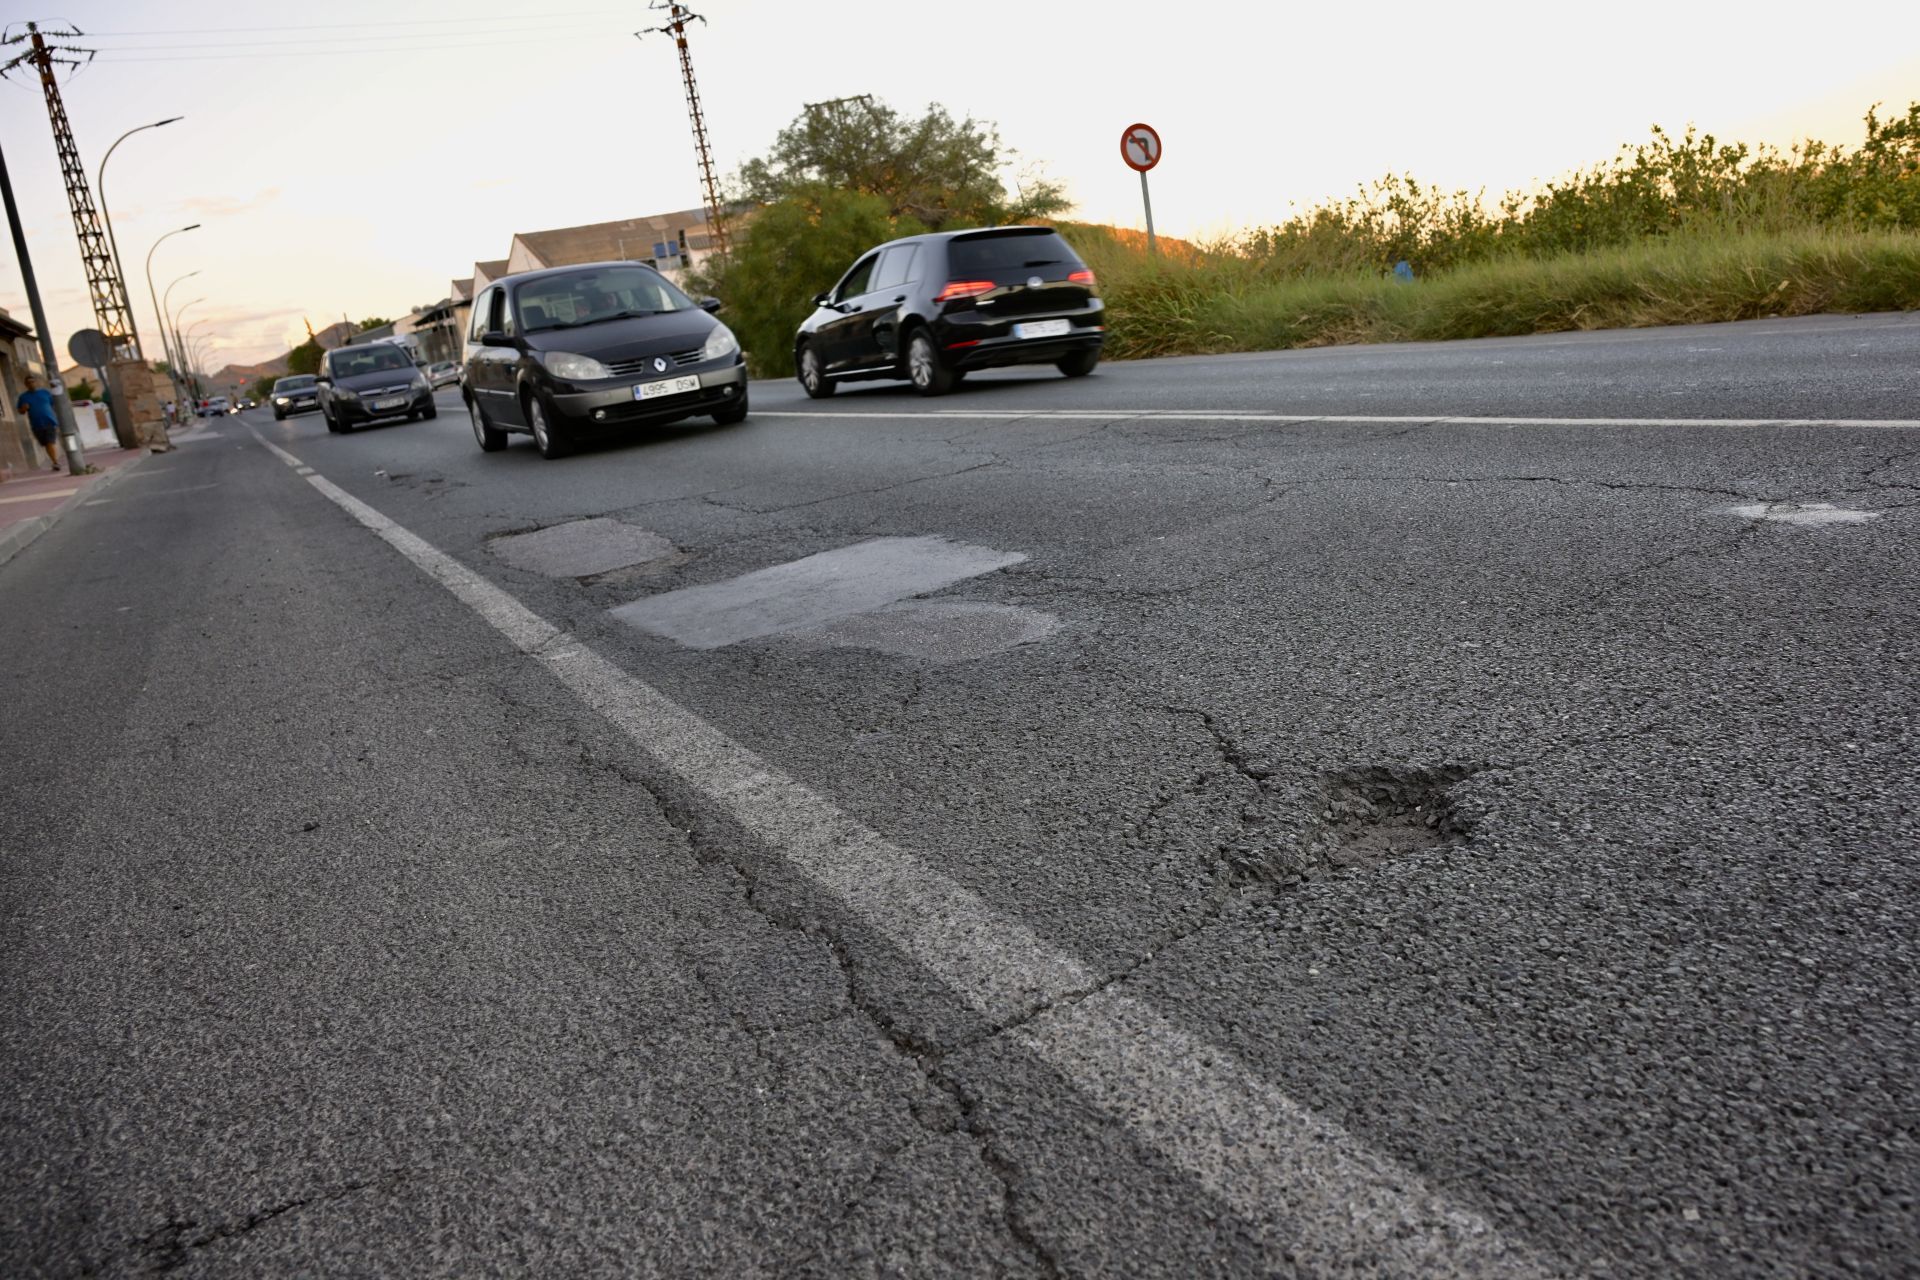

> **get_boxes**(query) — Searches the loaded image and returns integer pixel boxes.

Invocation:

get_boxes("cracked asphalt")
[3,312,1917,1277]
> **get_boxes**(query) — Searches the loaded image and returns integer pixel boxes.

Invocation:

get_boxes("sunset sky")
[2,0,1916,369]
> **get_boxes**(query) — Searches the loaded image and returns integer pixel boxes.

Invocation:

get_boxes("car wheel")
[421,403,437,420]
[272,409,285,421]
[907,331,953,397]
[528,394,568,459]
[710,387,750,426]
[1057,349,1100,378]
[797,344,834,398]
[469,397,506,452]
[324,405,344,433]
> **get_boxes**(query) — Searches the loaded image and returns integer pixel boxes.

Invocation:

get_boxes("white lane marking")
[245,425,1560,1276]
[756,409,1920,429]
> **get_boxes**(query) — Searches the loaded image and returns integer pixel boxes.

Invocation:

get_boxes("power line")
[81,10,631,36]
[92,41,591,63]
[85,22,616,50]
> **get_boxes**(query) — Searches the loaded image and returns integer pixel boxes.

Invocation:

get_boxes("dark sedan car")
[270,375,319,419]
[795,226,1104,398]
[316,343,437,433]
[462,261,748,459]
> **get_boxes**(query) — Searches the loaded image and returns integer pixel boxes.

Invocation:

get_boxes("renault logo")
[653,356,669,373]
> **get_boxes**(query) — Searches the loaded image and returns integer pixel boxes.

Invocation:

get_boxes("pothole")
[1313,764,1477,870]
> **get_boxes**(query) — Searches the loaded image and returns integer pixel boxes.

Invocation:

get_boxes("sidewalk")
[0,445,150,568]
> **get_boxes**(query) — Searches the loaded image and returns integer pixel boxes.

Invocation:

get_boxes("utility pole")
[637,3,729,258]
[2,22,170,450]
[0,133,85,474]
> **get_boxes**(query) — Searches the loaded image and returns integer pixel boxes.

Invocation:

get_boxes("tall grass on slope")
[1088,231,1920,359]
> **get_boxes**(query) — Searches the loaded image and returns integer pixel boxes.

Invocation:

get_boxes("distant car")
[462,260,747,460]
[201,395,231,417]
[317,343,437,432]
[794,226,1104,398]
[270,375,320,419]
[426,360,461,389]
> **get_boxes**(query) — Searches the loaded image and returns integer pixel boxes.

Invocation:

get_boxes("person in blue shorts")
[15,373,62,472]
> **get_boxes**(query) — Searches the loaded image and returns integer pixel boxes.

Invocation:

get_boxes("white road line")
[755,409,1920,429]
[246,425,1561,1276]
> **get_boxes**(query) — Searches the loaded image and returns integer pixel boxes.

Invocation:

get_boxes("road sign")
[1121,123,1162,173]
[67,327,110,366]
[1121,124,1162,256]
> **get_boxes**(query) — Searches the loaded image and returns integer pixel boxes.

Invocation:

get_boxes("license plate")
[1013,319,1071,340]
[373,396,407,410]
[635,375,702,401]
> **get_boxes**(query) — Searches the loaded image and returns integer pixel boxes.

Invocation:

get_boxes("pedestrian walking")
[15,373,62,472]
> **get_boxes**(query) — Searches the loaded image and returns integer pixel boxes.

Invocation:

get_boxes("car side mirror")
[481,331,514,348]
[315,373,331,385]
[699,296,723,314]
[812,292,831,307]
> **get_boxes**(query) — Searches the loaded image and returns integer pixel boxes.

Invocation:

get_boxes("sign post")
[1120,123,1163,257]
[68,327,132,450]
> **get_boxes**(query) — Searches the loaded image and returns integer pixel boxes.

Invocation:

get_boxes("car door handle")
[892,296,906,303]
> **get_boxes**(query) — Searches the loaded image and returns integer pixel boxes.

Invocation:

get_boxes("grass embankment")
[1075,228,1920,360]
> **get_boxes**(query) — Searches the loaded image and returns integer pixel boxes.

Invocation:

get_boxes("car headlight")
[336,388,360,401]
[700,323,739,362]
[541,350,612,380]
[274,397,289,405]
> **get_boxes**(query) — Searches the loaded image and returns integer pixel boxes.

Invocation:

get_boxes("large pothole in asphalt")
[1313,764,1478,871]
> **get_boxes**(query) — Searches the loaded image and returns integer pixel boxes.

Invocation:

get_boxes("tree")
[68,377,98,402]
[287,338,324,376]
[250,375,278,401]
[356,316,390,332]
[694,188,926,379]
[738,99,1069,229]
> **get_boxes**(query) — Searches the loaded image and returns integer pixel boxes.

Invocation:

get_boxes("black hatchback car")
[316,343,437,432]
[795,226,1104,398]
[462,261,748,459]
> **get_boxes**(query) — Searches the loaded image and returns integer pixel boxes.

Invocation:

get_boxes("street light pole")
[98,116,183,346]
[144,223,198,416]
[170,297,205,404]
[160,270,198,411]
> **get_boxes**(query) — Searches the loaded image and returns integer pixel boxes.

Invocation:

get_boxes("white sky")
[2,0,1916,368]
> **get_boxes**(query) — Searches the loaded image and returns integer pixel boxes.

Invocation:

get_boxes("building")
[0,307,42,476]
[503,207,724,285]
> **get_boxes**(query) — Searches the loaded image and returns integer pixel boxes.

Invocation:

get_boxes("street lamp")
[99,115,183,319]
[145,223,199,411]
[161,271,198,390]
[170,297,205,397]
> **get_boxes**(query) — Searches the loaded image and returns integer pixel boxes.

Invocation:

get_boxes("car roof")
[495,259,666,289]
[858,225,1063,256]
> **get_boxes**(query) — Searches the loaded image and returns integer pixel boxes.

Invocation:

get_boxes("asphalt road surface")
[3,313,1917,1277]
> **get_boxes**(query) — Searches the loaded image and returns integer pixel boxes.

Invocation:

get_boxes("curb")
[0,451,154,571]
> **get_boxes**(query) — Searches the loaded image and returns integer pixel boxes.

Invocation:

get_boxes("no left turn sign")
[1121,123,1162,173]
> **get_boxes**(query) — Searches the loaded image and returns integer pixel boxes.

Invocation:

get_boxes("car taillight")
[935,280,996,302]
[1069,269,1096,286]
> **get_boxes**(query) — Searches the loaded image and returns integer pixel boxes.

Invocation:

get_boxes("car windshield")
[947,230,1082,274]
[275,376,315,391]
[514,266,693,332]
[329,347,415,377]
